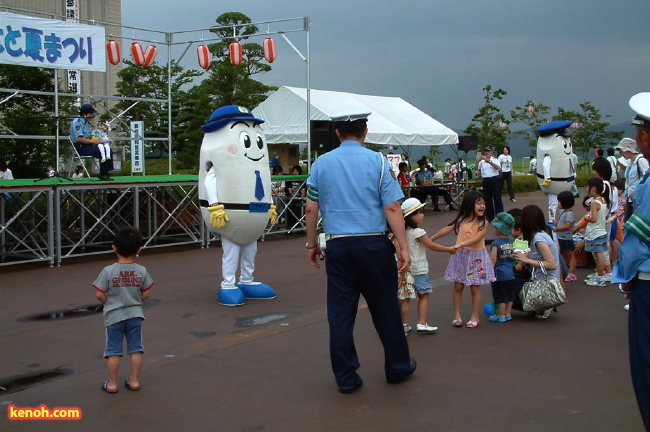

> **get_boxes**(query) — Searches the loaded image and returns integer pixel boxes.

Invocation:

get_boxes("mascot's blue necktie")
[254,170,265,200]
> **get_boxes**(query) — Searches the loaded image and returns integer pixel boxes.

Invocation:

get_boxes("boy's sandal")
[452,318,462,327]
[102,380,118,394]
[125,378,140,391]
[466,320,479,328]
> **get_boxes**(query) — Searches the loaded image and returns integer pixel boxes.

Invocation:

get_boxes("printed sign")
[130,121,144,173]
[385,153,402,177]
[0,12,106,72]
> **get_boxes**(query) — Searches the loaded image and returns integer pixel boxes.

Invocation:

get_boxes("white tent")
[253,86,458,146]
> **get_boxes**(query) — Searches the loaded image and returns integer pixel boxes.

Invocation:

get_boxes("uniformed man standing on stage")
[305,110,416,394]
[613,92,650,431]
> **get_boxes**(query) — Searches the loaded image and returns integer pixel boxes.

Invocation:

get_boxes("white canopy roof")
[253,86,458,146]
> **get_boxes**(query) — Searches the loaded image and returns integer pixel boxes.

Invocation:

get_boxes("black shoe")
[339,379,363,394]
[433,208,442,212]
[98,174,114,181]
[387,358,417,384]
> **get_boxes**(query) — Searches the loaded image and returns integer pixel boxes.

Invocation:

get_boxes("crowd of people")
[271,164,307,228]
[88,94,649,429]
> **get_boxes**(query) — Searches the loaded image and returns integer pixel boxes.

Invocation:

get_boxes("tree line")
[464,84,624,156]
[0,13,623,177]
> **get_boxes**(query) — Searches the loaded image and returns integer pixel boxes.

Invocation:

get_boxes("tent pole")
[305,17,311,172]
[54,68,60,172]
[167,32,173,175]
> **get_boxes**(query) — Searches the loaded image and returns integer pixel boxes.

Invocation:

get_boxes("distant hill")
[607,120,635,139]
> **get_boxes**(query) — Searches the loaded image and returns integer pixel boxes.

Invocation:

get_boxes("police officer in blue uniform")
[613,92,650,430]
[305,110,416,394]
[69,103,114,181]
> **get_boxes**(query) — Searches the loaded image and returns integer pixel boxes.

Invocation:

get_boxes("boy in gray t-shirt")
[553,191,577,282]
[93,226,154,394]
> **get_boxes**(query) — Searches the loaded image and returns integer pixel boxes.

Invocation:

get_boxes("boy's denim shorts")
[585,234,609,253]
[413,274,433,294]
[104,317,144,358]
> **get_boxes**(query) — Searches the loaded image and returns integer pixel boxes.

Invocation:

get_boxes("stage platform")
[0,174,309,267]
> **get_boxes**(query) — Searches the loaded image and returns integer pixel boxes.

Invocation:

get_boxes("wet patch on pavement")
[234,312,300,328]
[17,299,159,322]
[189,331,217,338]
[0,368,74,394]
[18,305,103,322]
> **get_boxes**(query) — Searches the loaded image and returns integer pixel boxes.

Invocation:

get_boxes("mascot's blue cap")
[537,120,573,134]
[537,120,573,137]
[201,105,265,133]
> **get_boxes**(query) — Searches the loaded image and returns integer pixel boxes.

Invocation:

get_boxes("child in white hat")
[398,198,457,335]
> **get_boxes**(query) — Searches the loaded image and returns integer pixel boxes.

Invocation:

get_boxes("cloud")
[122,0,649,130]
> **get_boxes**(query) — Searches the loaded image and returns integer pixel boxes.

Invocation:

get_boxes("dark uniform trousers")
[325,235,411,388]
[481,176,504,221]
[629,278,650,431]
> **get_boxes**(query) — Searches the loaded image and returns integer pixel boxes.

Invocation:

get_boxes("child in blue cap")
[489,212,516,322]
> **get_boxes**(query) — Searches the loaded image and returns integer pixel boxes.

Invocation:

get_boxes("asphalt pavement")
[0,190,644,431]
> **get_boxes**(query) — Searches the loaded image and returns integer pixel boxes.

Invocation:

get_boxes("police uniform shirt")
[414,169,433,184]
[307,140,403,235]
[479,157,500,178]
[69,117,92,143]
[613,171,650,283]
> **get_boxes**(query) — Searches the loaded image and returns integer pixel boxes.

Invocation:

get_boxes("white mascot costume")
[199,105,277,306]
[536,120,577,221]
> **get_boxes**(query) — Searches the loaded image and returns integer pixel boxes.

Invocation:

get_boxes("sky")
[122,0,648,133]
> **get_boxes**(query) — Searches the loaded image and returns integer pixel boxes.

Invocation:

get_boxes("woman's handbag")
[519,262,567,312]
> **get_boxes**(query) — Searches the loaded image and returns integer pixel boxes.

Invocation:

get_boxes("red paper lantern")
[106,39,121,65]
[142,45,157,67]
[131,42,145,66]
[197,44,210,70]
[263,37,276,63]
[527,105,535,114]
[131,42,157,67]
[229,41,243,66]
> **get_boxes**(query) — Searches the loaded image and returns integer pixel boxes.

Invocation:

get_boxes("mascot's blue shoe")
[218,286,245,306]
[237,282,276,300]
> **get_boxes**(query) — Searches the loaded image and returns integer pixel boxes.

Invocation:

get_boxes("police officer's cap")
[537,120,573,137]
[80,103,97,115]
[630,92,650,128]
[331,110,371,128]
[201,105,265,133]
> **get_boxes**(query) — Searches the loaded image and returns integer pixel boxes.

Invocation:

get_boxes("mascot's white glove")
[207,204,229,228]
[269,204,277,225]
